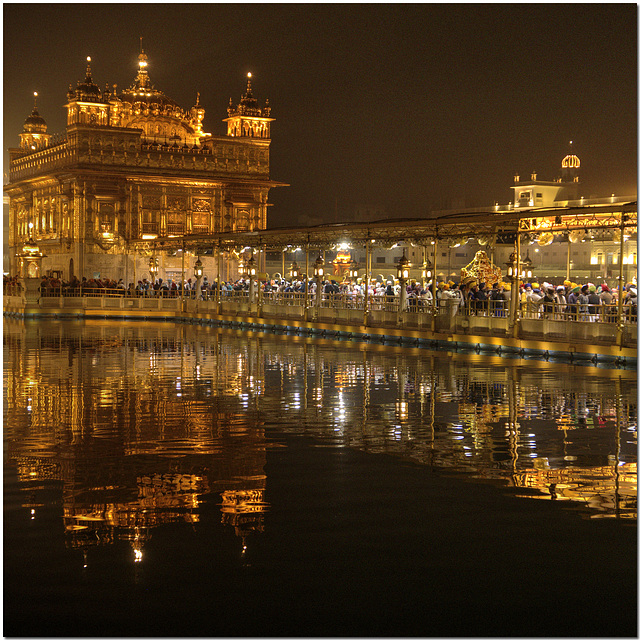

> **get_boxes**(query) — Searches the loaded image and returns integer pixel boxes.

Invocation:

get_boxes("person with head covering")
[587,283,601,321]
[474,282,488,316]
[542,284,557,318]
[600,283,612,300]
[489,281,505,317]
[523,283,542,318]
[448,282,463,316]
[566,285,580,321]
[555,285,567,318]
[467,283,479,315]
[577,285,590,321]
[624,285,638,323]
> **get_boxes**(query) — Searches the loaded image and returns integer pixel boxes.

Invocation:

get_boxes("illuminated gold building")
[5,51,286,281]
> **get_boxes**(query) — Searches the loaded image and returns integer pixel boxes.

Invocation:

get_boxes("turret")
[189,92,207,138]
[65,57,110,126]
[224,73,273,138]
[20,92,51,150]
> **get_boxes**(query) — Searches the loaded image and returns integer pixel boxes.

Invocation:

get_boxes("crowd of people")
[3,273,637,322]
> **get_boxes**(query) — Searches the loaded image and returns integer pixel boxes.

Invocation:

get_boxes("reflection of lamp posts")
[313,254,324,311]
[194,256,203,300]
[238,258,245,278]
[397,251,410,313]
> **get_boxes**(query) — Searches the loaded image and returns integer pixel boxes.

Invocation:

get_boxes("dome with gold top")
[23,107,47,133]
[67,58,103,102]
[117,50,180,108]
[106,49,206,144]
[561,154,580,169]
[23,92,47,133]
[227,73,271,119]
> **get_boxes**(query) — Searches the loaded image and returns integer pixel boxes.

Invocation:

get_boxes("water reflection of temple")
[4,320,269,562]
[4,318,637,545]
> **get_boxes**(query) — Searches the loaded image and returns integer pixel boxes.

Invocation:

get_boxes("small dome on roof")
[70,57,104,102]
[23,93,47,133]
[23,107,47,133]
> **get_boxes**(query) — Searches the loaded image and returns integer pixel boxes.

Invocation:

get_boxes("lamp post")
[17,235,46,310]
[149,256,158,284]
[396,251,410,314]
[348,259,359,282]
[521,251,534,280]
[247,253,257,304]
[421,259,432,288]
[313,254,324,311]
[194,256,203,300]
[290,260,299,280]
[505,250,522,337]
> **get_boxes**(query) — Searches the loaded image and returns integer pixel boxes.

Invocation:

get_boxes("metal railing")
[262,291,307,306]
[3,284,24,297]
[6,284,637,329]
[519,301,635,324]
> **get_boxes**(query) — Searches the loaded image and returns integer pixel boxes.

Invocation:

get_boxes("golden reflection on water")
[3,318,637,564]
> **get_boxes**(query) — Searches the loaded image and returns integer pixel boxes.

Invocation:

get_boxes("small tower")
[561,141,580,183]
[224,73,273,138]
[20,92,51,151]
[189,92,206,138]
[65,57,109,126]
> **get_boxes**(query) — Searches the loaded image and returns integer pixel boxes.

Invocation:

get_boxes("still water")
[4,318,637,637]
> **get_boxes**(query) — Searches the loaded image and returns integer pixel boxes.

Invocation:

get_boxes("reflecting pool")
[4,319,637,637]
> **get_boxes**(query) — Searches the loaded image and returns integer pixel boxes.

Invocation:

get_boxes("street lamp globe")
[194,257,203,279]
[247,255,257,277]
[313,254,324,278]
[397,252,410,281]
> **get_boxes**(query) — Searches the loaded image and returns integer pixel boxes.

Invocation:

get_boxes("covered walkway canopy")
[131,199,637,253]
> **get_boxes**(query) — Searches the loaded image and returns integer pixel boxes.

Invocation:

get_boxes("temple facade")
[5,51,286,281]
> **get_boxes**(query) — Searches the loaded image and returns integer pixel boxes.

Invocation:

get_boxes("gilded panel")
[192,198,211,213]
[167,196,187,211]
[143,195,161,209]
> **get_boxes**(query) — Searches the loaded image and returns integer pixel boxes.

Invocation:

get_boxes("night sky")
[3,3,637,227]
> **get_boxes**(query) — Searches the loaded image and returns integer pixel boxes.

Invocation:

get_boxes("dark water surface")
[3,319,637,637]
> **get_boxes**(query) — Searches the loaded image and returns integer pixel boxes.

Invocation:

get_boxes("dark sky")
[4,3,637,227]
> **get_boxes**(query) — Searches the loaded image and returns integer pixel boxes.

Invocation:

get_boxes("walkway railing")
[3,285,636,350]
[9,285,637,325]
